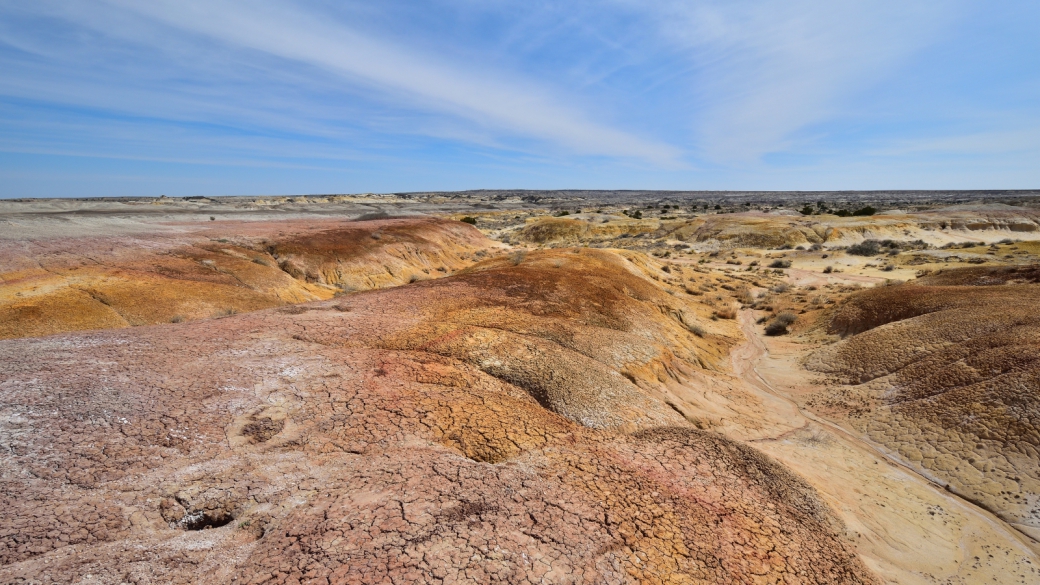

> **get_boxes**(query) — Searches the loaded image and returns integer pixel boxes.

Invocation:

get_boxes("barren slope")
[805,269,1040,536]
[510,206,1040,247]
[0,217,491,340]
[0,249,874,584]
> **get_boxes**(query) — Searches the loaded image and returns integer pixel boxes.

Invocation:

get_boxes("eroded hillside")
[0,247,873,584]
[497,205,1040,253]
[805,270,1040,538]
[5,195,1040,584]
[0,217,492,339]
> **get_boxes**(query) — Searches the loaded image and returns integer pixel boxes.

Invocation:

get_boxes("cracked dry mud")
[805,268,1040,540]
[733,309,1040,585]
[0,241,873,584]
[6,199,1040,585]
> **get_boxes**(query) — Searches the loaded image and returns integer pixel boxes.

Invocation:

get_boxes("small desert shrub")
[771,283,790,293]
[847,240,881,256]
[714,307,737,320]
[510,250,527,265]
[764,311,797,336]
[882,264,895,272]
[216,308,238,318]
[810,243,824,251]
[768,259,791,269]
[171,315,185,323]
[736,287,755,305]
[800,427,831,447]
[688,323,706,337]
[823,265,833,274]
[459,216,477,225]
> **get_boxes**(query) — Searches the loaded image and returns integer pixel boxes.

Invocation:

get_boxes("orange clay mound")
[0,249,875,584]
[805,269,1040,535]
[0,217,491,340]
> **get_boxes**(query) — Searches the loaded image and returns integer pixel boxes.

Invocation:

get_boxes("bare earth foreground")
[2,192,1040,584]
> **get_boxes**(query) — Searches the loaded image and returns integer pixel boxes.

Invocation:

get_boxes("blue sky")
[1,1,1038,198]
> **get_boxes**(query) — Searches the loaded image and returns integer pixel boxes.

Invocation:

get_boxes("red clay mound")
[0,249,874,584]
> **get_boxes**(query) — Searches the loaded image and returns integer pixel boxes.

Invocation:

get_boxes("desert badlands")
[3,191,1040,584]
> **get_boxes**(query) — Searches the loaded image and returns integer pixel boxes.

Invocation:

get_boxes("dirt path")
[725,309,1040,584]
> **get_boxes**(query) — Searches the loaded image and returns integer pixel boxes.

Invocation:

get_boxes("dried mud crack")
[6,197,1040,584]
[0,243,875,584]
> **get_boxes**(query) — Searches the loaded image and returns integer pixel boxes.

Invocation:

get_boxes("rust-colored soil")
[0,249,874,584]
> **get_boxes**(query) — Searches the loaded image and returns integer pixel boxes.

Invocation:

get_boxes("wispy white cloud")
[871,126,1040,156]
[629,0,958,162]
[82,0,678,163]
[1,0,1037,197]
